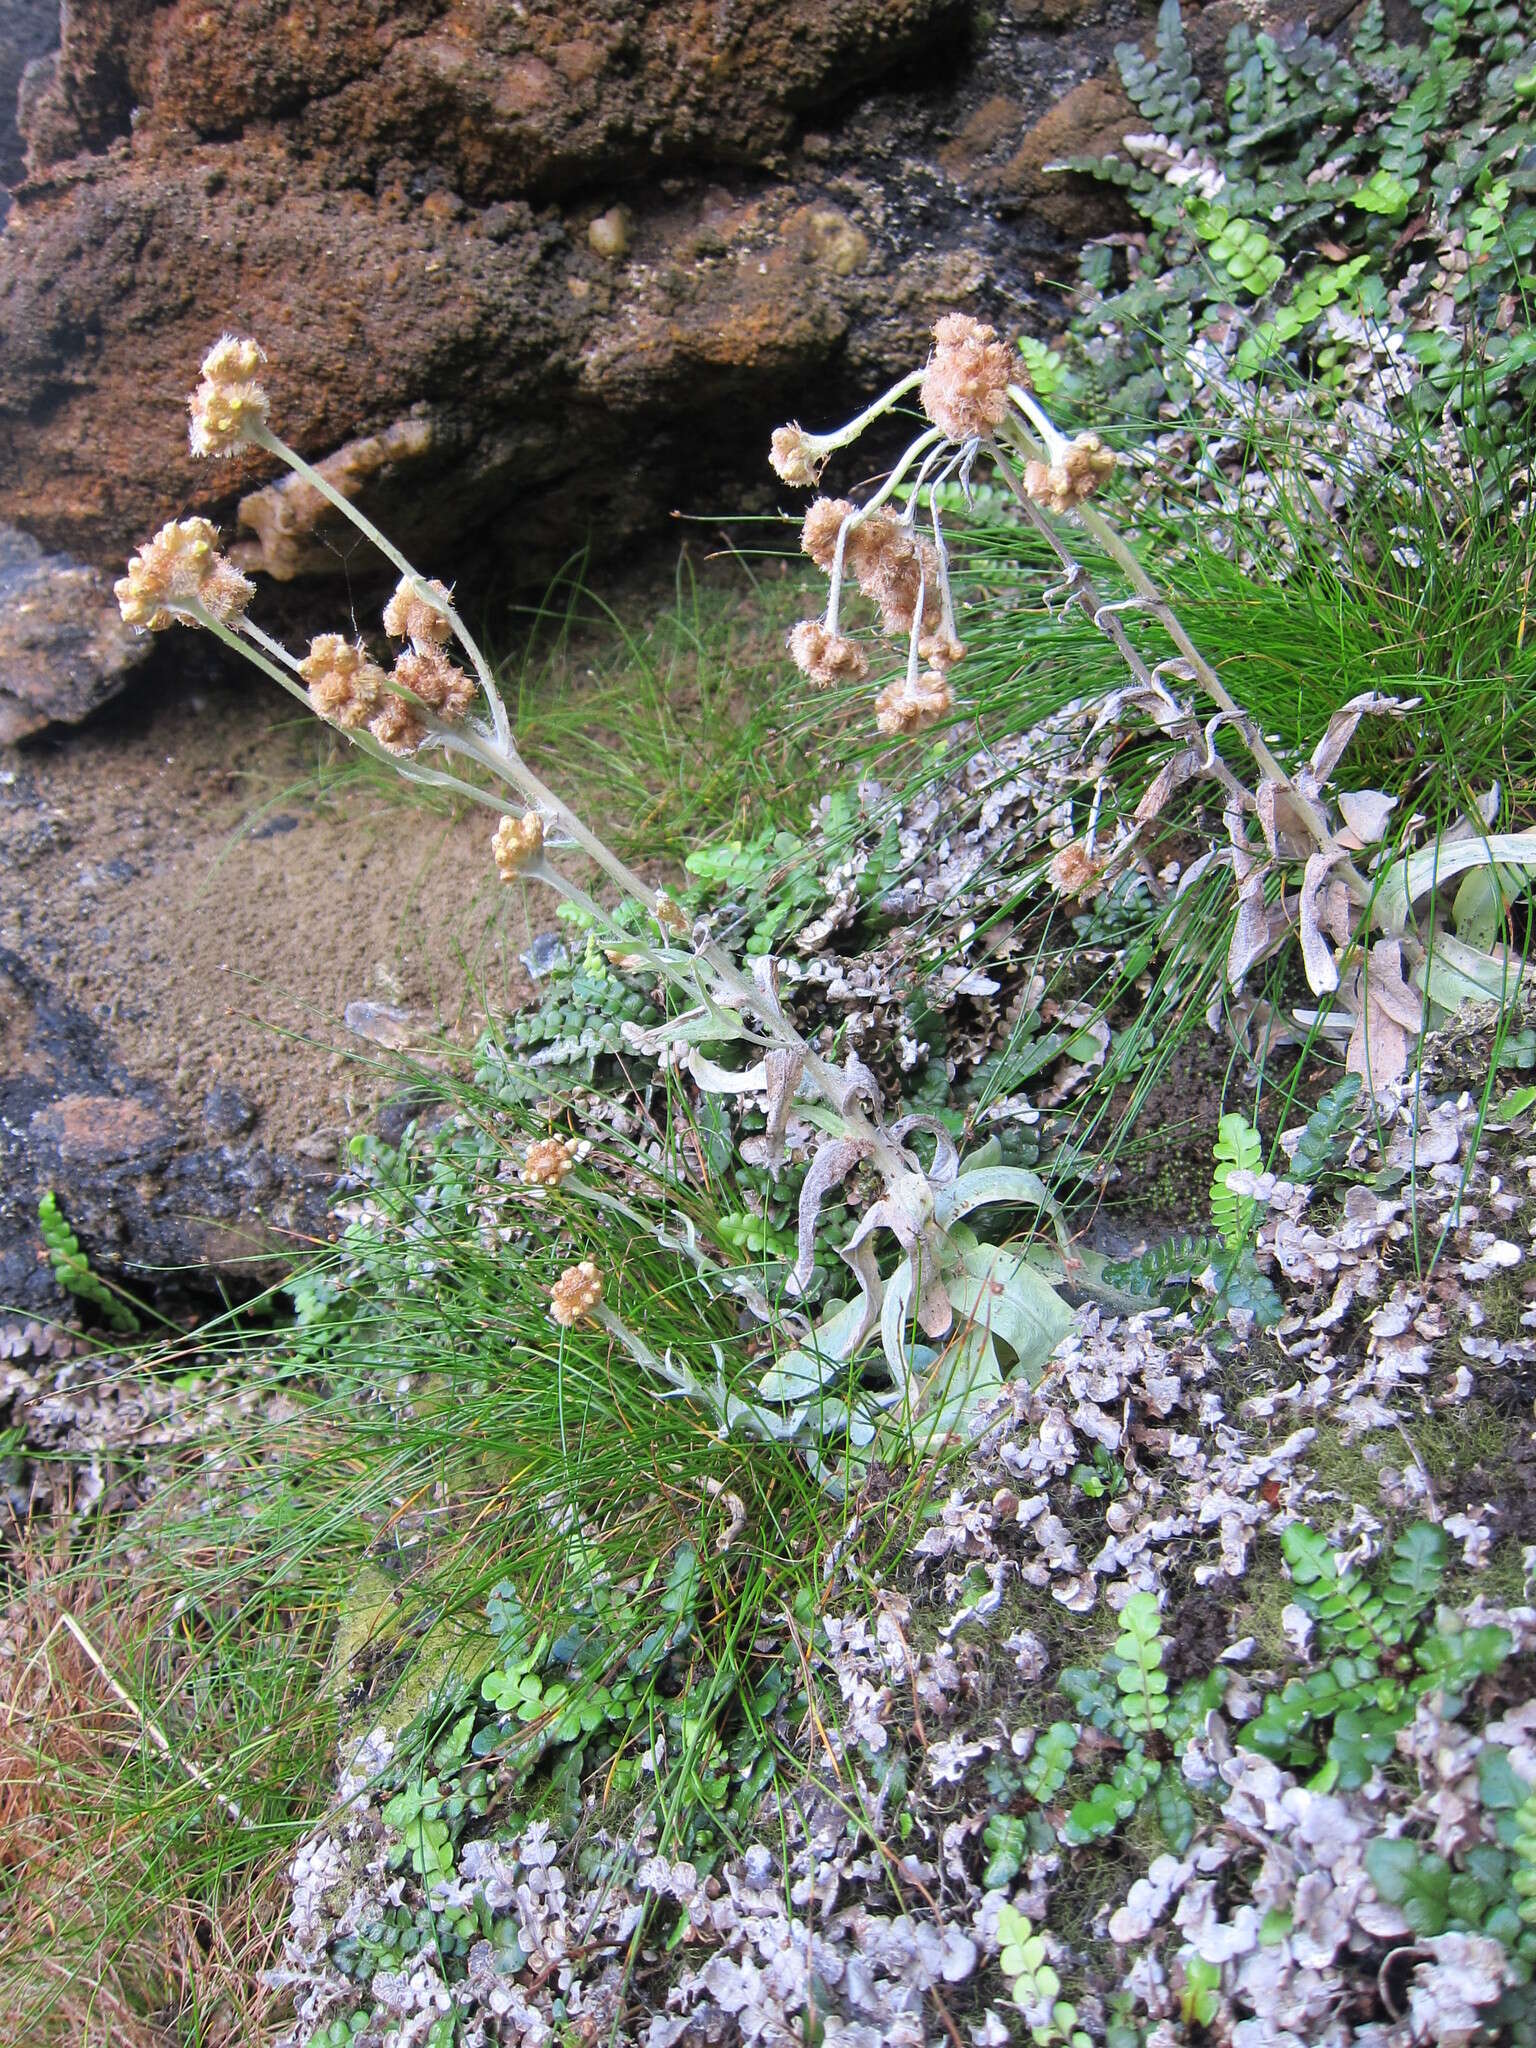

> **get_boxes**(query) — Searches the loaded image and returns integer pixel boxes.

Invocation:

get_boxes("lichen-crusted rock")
[0,0,1152,616]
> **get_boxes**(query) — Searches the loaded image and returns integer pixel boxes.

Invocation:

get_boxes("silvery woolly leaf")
[880,1258,917,1393]
[932,1164,1069,1251]
[622,1005,748,1055]
[758,1047,805,1169]
[890,1113,960,1185]
[757,1293,873,1403]
[1450,863,1523,953]
[1256,778,1318,859]
[1415,929,1534,1017]
[787,1137,867,1298]
[1374,831,1536,935]
[1367,938,1424,1031]
[1302,691,1414,794]
[1134,748,1201,826]
[687,1049,769,1095]
[883,1320,1005,1450]
[1226,879,1289,994]
[1298,850,1344,995]
[1345,941,1419,1095]
[1335,787,1396,847]
[944,1240,1074,1383]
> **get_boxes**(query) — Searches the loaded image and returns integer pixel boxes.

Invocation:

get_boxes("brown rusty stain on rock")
[30,1093,177,1166]
[983,76,1137,236]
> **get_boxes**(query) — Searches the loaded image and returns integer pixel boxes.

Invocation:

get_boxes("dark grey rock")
[0,1,57,211]
[0,524,150,742]
[203,1084,259,1142]
[0,947,332,1316]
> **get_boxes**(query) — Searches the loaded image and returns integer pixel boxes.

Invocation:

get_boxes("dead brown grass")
[0,1507,284,2046]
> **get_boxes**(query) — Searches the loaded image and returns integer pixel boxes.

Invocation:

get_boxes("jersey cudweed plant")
[116,330,1078,1490]
[771,313,1536,1096]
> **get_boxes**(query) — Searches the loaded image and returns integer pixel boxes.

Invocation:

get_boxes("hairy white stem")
[250,423,513,754]
[801,369,926,457]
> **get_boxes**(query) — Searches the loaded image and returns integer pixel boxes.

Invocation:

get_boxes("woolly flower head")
[788,618,869,688]
[919,314,1013,443]
[382,576,453,649]
[874,668,952,737]
[864,526,944,640]
[392,646,476,723]
[368,694,427,755]
[300,634,387,729]
[115,517,255,630]
[1025,434,1117,515]
[493,812,544,879]
[800,497,858,573]
[550,1260,603,1328]
[521,1136,579,1188]
[1047,840,1107,900]
[188,334,270,458]
[770,424,827,489]
[920,628,966,672]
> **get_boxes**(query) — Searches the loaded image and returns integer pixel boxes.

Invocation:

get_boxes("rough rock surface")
[0,655,538,1313]
[0,944,333,1316]
[0,523,150,741]
[0,0,1152,620]
[0,0,56,211]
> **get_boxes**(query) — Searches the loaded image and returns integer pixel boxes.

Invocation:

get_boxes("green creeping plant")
[1242,1521,1511,1789]
[37,1190,139,1332]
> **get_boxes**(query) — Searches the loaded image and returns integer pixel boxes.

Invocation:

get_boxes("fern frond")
[1210,1112,1263,1248]
[1102,1231,1220,1300]
[38,1191,139,1333]
[1382,1522,1447,1622]
[1282,1523,1398,1652]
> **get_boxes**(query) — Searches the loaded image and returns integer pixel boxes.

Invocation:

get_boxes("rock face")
[0,946,333,1318]
[0,0,1150,633]
[0,523,150,740]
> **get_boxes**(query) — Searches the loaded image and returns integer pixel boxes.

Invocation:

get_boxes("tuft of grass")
[501,553,835,861]
[6,1041,957,2029]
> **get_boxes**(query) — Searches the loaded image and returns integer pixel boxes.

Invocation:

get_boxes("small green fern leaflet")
[1383,1522,1449,1624]
[1513,1786,1536,1927]
[1062,1752,1162,1845]
[1024,1721,1080,1804]
[1211,1113,1263,1248]
[1102,1231,1220,1299]
[1287,1074,1363,1181]
[1283,1522,1405,1652]
[1114,1593,1171,1737]
[38,1191,139,1333]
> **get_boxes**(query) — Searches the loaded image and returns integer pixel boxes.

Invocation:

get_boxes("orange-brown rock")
[981,76,1138,237]
[0,0,1157,703]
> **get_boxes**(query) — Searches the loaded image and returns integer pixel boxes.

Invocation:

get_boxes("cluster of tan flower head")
[771,312,1128,739]
[787,618,868,687]
[188,335,270,459]
[382,575,453,650]
[391,645,477,723]
[918,313,1013,443]
[875,669,953,737]
[114,518,255,630]
[1024,433,1117,515]
[769,425,826,489]
[493,812,544,879]
[368,694,428,755]
[299,635,387,729]
[521,1136,579,1188]
[549,1260,603,1328]
[1046,839,1107,901]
